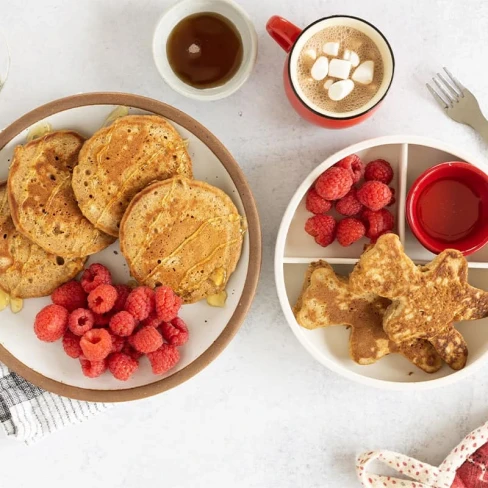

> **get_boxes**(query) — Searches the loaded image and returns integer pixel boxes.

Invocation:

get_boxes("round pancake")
[120,177,246,304]
[8,130,115,258]
[0,183,86,298]
[72,115,193,237]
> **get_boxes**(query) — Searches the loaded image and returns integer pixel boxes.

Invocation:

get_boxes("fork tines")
[426,67,464,109]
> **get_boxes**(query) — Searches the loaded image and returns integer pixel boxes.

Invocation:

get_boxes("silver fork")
[427,67,488,143]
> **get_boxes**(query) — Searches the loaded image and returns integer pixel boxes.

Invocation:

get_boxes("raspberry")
[334,154,364,183]
[357,181,392,211]
[92,311,112,326]
[304,214,336,247]
[87,284,117,314]
[305,188,332,214]
[315,167,353,200]
[109,332,126,353]
[125,286,155,321]
[109,311,136,337]
[51,281,87,312]
[155,286,182,322]
[160,317,189,347]
[362,208,395,241]
[387,187,396,206]
[62,330,82,358]
[130,326,163,353]
[144,287,156,310]
[141,313,162,328]
[112,285,132,312]
[335,188,363,216]
[147,344,180,375]
[364,159,394,184]
[80,328,112,361]
[34,304,69,342]
[68,308,94,336]
[80,263,112,293]
[336,218,366,247]
[80,358,107,378]
[121,343,143,360]
[107,353,138,381]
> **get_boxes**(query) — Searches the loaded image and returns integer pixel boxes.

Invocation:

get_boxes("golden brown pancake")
[7,130,115,258]
[349,234,488,370]
[0,183,85,298]
[72,115,193,237]
[294,261,442,373]
[120,177,246,303]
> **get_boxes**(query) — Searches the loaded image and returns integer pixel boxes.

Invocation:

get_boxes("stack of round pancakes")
[1,114,246,303]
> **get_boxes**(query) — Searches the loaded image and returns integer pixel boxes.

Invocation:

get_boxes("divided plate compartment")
[275,135,488,390]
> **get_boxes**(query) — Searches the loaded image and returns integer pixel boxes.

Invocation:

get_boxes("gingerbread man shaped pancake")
[349,234,488,370]
[294,261,441,373]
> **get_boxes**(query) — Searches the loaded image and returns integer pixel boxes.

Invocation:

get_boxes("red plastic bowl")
[406,162,488,256]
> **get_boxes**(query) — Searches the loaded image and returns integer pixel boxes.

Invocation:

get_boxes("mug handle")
[266,15,302,53]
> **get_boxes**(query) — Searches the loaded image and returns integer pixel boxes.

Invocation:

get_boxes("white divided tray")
[275,135,488,390]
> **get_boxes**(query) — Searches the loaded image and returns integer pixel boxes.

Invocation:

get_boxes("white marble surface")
[1,0,488,486]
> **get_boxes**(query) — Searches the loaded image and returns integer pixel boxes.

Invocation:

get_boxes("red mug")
[266,15,395,129]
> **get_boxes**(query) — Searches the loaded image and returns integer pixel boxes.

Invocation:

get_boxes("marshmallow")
[343,49,360,67]
[323,42,340,56]
[303,48,317,61]
[352,60,374,85]
[328,79,355,101]
[310,56,329,80]
[328,58,352,80]
[324,79,334,90]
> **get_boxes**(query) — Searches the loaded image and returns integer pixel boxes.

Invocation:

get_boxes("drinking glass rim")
[0,29,11,90]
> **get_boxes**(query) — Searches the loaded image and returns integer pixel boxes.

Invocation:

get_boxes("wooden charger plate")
[0,93,261,402]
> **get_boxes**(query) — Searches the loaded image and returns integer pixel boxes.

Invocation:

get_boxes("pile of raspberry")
[305,155,395,247]
[33,263,189,381]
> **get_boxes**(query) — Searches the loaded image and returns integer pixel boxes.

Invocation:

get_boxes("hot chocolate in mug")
[266,15,395,128]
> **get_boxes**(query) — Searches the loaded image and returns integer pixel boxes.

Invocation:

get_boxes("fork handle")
[467,112,488,144]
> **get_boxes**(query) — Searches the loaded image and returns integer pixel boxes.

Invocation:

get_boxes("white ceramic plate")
[0,93,261,402]
[275,135,488,390]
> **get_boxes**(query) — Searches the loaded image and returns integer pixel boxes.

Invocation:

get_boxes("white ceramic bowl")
[152,0,258,101]
[275,135,488,390]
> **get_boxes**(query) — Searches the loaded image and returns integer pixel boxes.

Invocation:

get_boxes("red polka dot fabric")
[356,422,488,487]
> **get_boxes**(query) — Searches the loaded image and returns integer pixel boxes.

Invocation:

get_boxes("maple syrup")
[0,289,9,311]
[417,179,481,242]
[9,297,23,314]
[167,12,243,89]
[207,290,227,307]
[26,122,52,142]
[0,289,23,313]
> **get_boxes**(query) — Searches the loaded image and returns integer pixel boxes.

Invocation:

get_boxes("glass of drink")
[0,30,10,92]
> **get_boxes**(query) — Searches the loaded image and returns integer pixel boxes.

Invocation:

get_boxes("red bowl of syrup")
[406,162,488,256]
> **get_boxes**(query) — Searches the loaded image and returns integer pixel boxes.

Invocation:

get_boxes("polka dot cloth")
[356,421,488,487]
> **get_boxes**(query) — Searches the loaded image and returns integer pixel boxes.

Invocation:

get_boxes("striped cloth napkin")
[0,363,108,444]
